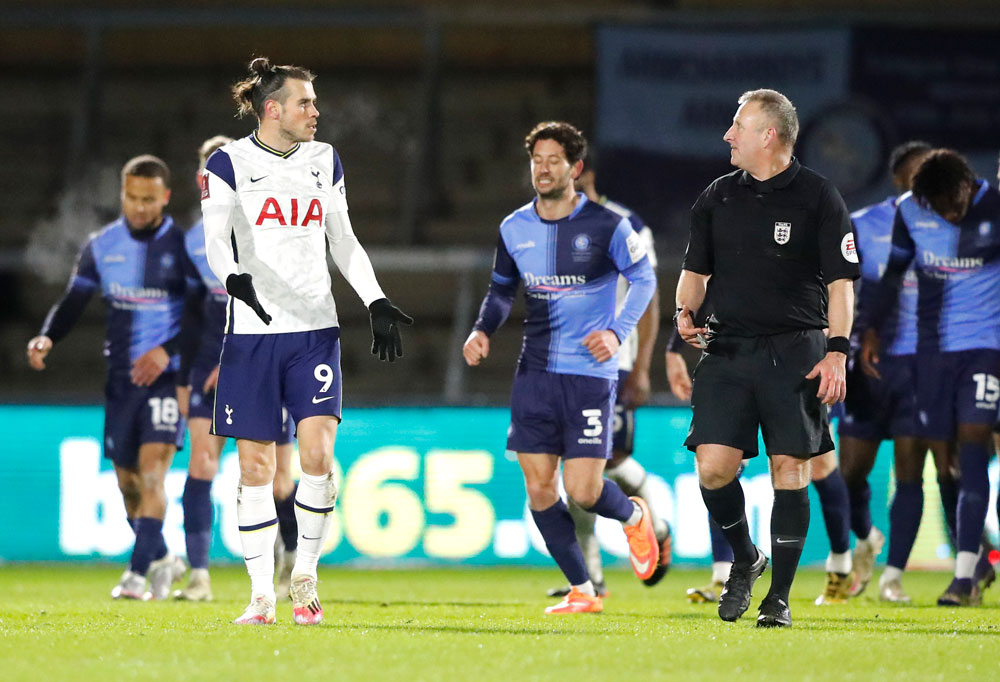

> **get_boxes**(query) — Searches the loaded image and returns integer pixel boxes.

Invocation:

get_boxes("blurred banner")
[596,25,851,157]
[850,27,1000,149]
[1,406,982,568]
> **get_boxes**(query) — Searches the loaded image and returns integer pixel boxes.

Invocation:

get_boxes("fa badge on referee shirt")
[774,221,791,245]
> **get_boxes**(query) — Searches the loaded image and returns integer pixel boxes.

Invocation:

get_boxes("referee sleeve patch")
[625,229,647,264]
[841,232,859,264]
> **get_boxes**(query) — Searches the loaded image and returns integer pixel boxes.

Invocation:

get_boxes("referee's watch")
[672,307,686,328]
[826,336,850,355]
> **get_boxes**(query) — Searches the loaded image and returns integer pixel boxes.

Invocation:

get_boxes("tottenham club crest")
[774,222,791,245]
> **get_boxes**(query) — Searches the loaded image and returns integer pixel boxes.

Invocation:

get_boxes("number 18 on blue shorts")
[213,327,343,441]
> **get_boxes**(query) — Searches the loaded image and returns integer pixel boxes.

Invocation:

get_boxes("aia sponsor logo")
[255,198,324,227]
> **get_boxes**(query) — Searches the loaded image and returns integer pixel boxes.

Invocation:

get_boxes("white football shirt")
[200,132,385,334]
[604,198,658,372]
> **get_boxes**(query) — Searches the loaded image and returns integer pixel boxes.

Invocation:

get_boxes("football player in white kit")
[200,57,412,625]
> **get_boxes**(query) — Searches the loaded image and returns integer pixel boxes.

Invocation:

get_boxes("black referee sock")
[700,479,756,566]
[767,487,810,603]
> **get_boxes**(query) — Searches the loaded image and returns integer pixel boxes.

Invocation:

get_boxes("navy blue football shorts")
[213,327,342,442]
[104,371,186,469]
[612,369,635,455]
[837,353,919,442]
[189,360,295,444]
[507,366,617,460]
[915,349,1000,441]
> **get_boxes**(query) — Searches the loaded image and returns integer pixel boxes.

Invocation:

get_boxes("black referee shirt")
[682,158,861,337]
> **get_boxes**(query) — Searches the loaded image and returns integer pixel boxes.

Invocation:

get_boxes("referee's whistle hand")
[582,329,620,363]
[676,306,707,348]
[805,353,847,406]
[463,330,489,366]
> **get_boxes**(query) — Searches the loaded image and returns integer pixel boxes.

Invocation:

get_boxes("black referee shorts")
[684,329,834,458]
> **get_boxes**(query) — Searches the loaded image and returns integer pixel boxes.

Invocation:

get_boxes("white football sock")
[569,499,602,583]
[880,565,903,584]
[237,482,277,601]
[712,561,732,583]
[607,457,646,493]
[955,551,978,580]
[826,551,852,575]
[292,471,338,579]
[572,580,596,596]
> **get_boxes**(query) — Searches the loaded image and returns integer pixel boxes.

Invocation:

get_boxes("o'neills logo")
[523,272,587,287]
[109,282,169,299]
[922,252,983,269]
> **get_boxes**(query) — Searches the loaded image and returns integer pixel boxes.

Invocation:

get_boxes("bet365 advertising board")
[2,406,983,568]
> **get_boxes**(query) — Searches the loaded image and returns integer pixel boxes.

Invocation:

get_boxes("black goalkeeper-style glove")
[226,273,271,325]
[369,298,413,362]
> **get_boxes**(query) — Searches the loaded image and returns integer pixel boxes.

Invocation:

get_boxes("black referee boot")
[718,546,767,622]
[756,594,792,628]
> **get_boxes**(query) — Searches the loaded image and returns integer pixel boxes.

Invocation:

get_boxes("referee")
[674,89,860,628]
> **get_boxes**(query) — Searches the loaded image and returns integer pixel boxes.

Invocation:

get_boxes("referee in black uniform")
[674,89,861,628]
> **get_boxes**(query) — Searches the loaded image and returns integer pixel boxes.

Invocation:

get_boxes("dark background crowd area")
[2,0,999,405]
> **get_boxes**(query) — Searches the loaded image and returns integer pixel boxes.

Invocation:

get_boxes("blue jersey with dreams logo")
[184,221,228,368]
[878,180,1000,353]
[41,216,200,375]
[852,197,918,356]
[473,194,657,380]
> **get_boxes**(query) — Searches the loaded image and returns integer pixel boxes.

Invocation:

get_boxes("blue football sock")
[937,476,959,545]
[582,479,635,523]
[531,500,589,585]
[182,476,213,570]
[275,482,299,552]
[131,517,165,576]
[812,468,851,555]
[957,442,990,554]
[887,481,923,570]
[847,479,873,540]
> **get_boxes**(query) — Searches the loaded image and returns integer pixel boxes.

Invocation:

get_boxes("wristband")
[826,336,850,355]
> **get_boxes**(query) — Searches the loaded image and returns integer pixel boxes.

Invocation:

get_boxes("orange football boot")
[623,497,659,580]
[544,587,603,614]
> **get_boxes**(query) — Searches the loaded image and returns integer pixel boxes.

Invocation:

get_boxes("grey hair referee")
[674,89,860,628]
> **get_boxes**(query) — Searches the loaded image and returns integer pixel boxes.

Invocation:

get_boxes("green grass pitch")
[2,564,998,681]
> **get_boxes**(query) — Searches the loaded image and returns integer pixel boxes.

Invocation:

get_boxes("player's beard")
[279,122,313,144]
[534,174,570,201]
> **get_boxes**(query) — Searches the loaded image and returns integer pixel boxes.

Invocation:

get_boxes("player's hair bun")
[249,57,273,77]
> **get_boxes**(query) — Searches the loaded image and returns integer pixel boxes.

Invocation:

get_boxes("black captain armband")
[827,336,850,355]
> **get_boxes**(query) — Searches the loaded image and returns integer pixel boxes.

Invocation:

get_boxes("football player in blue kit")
[174,136,301,603]
[841,141,953,602]
[866,149,1000,606]
[200,58,411,625]
[463,122,659,615]
[27,155,199,601]
[545,158,673,599]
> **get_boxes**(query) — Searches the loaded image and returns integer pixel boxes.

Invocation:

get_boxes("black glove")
[369,298,413,362]
[226,273,271,325]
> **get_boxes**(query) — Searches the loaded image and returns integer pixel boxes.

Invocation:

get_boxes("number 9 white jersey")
[200,132,385,335]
